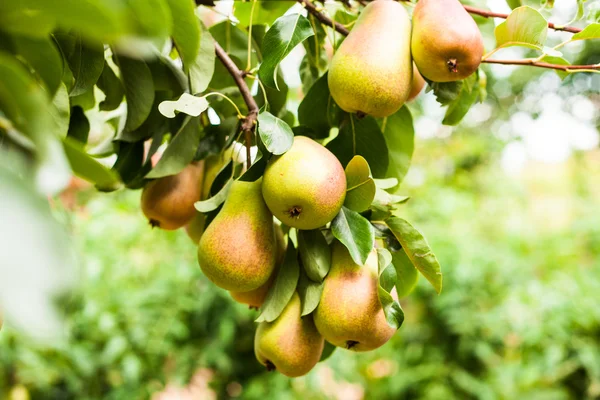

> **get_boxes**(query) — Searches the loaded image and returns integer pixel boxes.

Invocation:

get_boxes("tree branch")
[214,42,258,169]
[299,0,593,72]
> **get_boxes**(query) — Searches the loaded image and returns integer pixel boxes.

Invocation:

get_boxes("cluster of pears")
[141,136,399,377]
[328,0,484,117]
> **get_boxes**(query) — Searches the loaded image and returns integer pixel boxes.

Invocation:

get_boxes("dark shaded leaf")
[298,229,331,282]
[97,61,124,111]
[66,106,89,143]
[382,106,414,186]
[116,55,155,132]
[63,137,120,191]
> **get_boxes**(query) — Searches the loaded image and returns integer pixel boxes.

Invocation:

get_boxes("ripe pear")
[328,0,412,118]
[197,178,277,292]
[141,162,204,230]
[411,0,484,82]
[408,63,426,101]
[313,242,396,351]
[185,212,206,244]
[255,292,324,377]
[230,224,286,308]
[262,136,346,230]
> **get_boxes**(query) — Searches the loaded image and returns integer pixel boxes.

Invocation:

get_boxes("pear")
[185,212,206,244]
[411,0,484,82]
[141,162,204,230]
[197,178,277,292]
[408,63,426,101]
[328,0,412,118]
[255,292,324,377]
[230,224,286,308]
[262,136,346,230]
[313,242,396,351]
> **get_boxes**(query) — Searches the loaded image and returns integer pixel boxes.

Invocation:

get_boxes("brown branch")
[482,59,599,71]
[214,42,258,169]
[462,5,582,34]
[300,0,593,73]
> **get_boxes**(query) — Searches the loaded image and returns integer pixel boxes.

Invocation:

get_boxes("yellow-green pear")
[197,178,277,292]
[185,212,206,244]
[141,162,204,230]
[254,292,324,377]
[328,0,412,118]
[262,136,346,230]
[408,63,426,101]
[411,0,484,82]
[314,242,396,351]
[230,224,286,308]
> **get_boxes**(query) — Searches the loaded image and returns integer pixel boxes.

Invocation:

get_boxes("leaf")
[377,248,395,291]
[257,240,300,323]
[195,178,232,213]
[428,80,464,106]
[377,248,404,329]
[209,21,257,67]
[331,206,375,266]
[116,56,155,132]
[66,106,90,143]
[319,341,337,362]
[234,1,294,28]
[540,55,570,80]
[112,141,146,186]
[147,116,203,178]
[166,0,200,72]
[62,137,121,191]
[572,23,600,40]
[189,20,216,94]
[382,107,414,187]
[257,111,294,155]
[442,74,479,126]
[97,61,124,111]
[327,115,389,178]
[391,248,419,298]
[158,93,209,118]
[297,269,324,316]
[298,229,331,282]
[375,178,398,190]
[258,13,314,89]
[385,216,442,294]
[298,72,343,138]
[344,156,376,213]
[55,33,105,96]
[495,6,548,50]
[48,83,71,138]
[12,35,63,96]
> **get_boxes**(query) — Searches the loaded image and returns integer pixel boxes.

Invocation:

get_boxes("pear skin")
[262,136,346,230]
[197,178,277,292]
[328,0,412,118]
[313,242,396,351]
[141,162,204,230]
[255,292,324,377]
[230,224,286,308]
[411,0,484,82]
[408,63,426,101]
[185,212,206,244]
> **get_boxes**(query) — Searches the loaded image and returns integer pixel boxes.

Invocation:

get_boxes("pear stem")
[214,42,258,170]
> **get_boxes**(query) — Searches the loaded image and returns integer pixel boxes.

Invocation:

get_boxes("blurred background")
[1,0,599,399]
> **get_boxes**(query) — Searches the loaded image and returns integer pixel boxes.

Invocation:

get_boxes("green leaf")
[189,20,216,94]
[495,6,548,50]
[506,0,522,9]
[442,74,479,126]
[210,21,258,67]
[319,341,337,362]
[63,137,121,191]
[166,0,200,72]
[55,33,105,97]
[375,178,398,190]
[259,14,314,89]
[391,248,419,298]
[12,35,63,96]
[377,248,404,330]
[234,1,294,27]
[257,111,294,155]
[48,83,71,138]
[195,178,232,213]
[257,240,300,323]
[116,56,155,132]
[327,115,389,178]
[331,206,375,266]
[540,55,570,80]
[300,15,327,94]
[66,107,90,143]
[147,117,203,178]
[113,141,146,186]
[386,216,442,294]
[572,23,600,40]
[428,80,464,105]
[158,93,209,118]
[298,229,331,282]
[97,61,124,111]
[344,156,376,213]
[297,269,324,316]
[298,72,342,138]
[382,106,414,187]
[124,0,172,39]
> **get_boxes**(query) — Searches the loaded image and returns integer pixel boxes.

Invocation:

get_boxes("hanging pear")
[254,292,324,377]
[197,178,277,292]
[328,0,412,118]
[313,242,396,351]
[411,0,484,82]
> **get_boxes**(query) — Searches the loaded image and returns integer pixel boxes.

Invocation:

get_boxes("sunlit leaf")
[331,206,375,265]
[495,6,548,50]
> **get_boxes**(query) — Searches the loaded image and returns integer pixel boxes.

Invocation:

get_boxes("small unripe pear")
[408,63,426,101]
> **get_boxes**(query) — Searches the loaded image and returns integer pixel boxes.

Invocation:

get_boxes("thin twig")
[299,0,593,72]
[214,42,258,169]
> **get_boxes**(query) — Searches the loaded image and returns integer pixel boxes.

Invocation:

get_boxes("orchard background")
[0,0,599,398]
